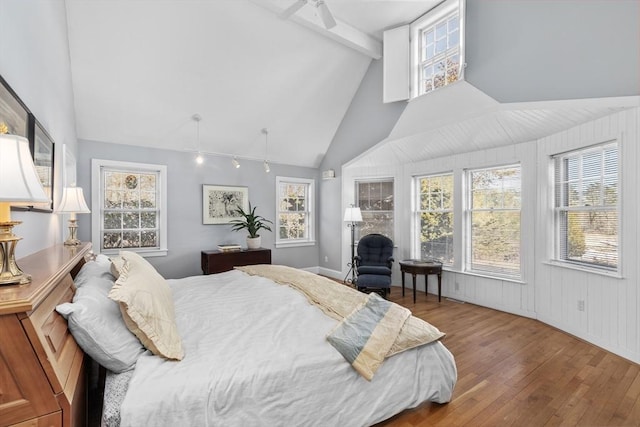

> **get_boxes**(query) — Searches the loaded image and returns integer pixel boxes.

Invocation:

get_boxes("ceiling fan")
[280,0,337,29]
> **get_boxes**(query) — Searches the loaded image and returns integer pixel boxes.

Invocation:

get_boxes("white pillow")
[57,259,145,373]
[109,251,184,360]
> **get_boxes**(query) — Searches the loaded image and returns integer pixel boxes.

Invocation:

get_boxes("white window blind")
[554,142,619,270]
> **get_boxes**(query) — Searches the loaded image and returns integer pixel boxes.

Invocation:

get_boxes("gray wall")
[0,0,78,256]
[318,59,406,273]
[77,140,320,279]
[465,0,639,102]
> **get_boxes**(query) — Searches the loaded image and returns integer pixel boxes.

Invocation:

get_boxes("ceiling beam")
[250,0,383,59]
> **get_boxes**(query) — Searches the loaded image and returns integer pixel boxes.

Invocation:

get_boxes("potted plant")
[230,203,273,249]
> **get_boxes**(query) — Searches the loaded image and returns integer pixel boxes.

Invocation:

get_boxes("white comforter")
[117,270,456,427]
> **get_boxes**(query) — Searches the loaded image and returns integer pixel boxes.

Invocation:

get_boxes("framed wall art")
[202,184,249,224]
[0,74,29,138]
[28,118,55,212]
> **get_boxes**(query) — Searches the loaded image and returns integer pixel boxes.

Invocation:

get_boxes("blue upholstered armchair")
[354,233,394,298]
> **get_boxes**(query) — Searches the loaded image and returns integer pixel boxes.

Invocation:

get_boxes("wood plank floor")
[376,288,640,427]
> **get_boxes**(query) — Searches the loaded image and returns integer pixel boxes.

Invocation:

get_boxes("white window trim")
[551,140,620,273]
[413,172,454,265]
[410,0,466,99]
[464,163,522,280]
[355,177,395,241]
[275,176,316,249]
[91,159,168,257]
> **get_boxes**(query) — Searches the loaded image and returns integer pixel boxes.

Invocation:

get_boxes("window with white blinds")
[467,165,521,278]
[554,142,619,271]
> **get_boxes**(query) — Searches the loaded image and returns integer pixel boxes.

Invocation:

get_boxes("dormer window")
[416,11,460,94]
[410,0,465,99]
[383,0,465,102]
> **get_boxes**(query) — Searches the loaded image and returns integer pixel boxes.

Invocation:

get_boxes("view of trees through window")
[555,143,618,269]
[417,174,454,264]
[278,182,309,240]
[468,165,521,277]
[102,170,159,250]
[419,12,460,94]
[356,180,394,240]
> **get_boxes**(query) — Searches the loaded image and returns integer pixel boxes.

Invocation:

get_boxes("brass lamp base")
[64,219,81,246]
[0,221,31,285]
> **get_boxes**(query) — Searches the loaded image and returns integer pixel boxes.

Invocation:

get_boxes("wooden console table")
[399,259,443,304]
[201,248,272,275]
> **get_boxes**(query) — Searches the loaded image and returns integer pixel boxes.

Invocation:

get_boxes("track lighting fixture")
[232,157,240,168]
[192,114,203,165]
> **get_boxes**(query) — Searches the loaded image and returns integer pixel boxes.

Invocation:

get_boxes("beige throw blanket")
[236,265,445,378]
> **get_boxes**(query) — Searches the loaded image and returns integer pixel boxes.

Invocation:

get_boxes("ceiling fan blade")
[316,1,336,29]
[280,0,307,19]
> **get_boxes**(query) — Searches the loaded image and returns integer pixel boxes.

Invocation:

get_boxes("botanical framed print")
[0,75,29,137]
[29,119,55,211]
[203,185,249,224]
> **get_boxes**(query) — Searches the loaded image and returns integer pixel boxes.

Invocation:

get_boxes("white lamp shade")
[343,206,362,222]
[57,187,91,214]
[0,134,49,203]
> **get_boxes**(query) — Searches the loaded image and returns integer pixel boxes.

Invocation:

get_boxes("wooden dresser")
[201,248,271,275]
[0,243,91,427]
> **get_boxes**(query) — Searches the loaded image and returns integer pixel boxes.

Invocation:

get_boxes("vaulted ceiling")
[65,0,439,168]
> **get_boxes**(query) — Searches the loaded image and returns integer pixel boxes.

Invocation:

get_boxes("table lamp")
[56,187,90,246]
[0,134,50,285]
[343,205,362,285]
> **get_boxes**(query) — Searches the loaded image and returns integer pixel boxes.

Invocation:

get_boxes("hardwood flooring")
[377,288,640,427]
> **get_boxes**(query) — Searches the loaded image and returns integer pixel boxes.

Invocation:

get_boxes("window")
[91,159,167,257]
[355,179,394,240]
[553,142,619,271]
[276,176,315,248]
[412,0,463,97]
[415,173,453,264]
[467,165,521,277]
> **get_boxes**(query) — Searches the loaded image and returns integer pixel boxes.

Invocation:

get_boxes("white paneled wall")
[343,107,639,364]
[536,108,639,363]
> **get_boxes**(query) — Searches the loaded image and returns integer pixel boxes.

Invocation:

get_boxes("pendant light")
[232,157,240,168]
[262,128,270,173]
[193,114,203,164]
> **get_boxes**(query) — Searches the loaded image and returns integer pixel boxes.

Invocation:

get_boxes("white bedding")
[114,270,457,426]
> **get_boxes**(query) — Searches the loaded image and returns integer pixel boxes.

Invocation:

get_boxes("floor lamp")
[343,206,362,285]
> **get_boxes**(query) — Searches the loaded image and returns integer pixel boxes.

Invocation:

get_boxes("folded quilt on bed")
[326,293,410,380]
[236,265,445,379]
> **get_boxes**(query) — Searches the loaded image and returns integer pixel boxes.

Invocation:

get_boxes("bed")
[0,243,457,427]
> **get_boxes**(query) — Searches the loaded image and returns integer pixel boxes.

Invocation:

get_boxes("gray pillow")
[56,259,145,373]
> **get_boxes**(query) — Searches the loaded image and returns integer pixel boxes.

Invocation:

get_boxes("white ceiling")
[65,0,438,168]
[348,82,639,168]
[67,1,632,171]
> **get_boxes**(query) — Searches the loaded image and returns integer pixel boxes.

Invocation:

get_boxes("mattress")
[104,269,456,426]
